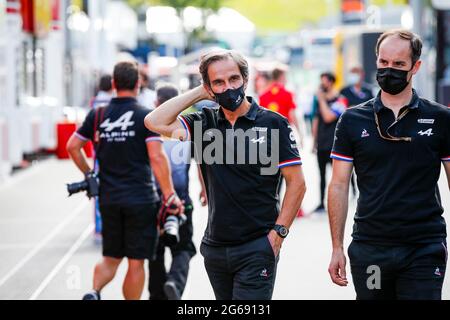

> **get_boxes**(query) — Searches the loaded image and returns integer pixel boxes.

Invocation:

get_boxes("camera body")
[67,172,99,199]
[161,212,187,247]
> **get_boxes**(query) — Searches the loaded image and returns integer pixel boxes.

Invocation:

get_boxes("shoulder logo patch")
[361,129,370,138]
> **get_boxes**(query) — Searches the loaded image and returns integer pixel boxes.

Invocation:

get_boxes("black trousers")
[148,206,196,300]
[317,150,332,206]
[200,235,279,300]
[348,241,447,300]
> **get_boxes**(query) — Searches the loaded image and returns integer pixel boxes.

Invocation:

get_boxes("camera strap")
[157,193,177,228]
[93,106,106,155]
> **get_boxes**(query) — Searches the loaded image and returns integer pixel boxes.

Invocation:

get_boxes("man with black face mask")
[327,29,450,300]
[145,49,306,299]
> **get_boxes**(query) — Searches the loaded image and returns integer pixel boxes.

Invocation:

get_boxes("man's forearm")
[146,86,206,130]
[328,182,349,249]
[276,174,306,228]
[318,98,336,123]
[68,149,91,175]
[444,162,450,190]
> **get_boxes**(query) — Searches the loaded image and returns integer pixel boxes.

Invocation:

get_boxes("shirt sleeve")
[331,111,354,162]
[277,117,302,168]
[330,96,348,118]
[76,109,96,142]
[441,108,450,162]
[178,111,206,142]
[145,129,162,143]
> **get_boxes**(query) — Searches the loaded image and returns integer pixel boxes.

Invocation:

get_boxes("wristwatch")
[273,224,289,238]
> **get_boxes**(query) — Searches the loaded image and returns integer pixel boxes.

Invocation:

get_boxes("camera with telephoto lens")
[67,171,99,199]
[161,211,187,247]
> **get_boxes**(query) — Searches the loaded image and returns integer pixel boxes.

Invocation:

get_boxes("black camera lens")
[67,180,89,196]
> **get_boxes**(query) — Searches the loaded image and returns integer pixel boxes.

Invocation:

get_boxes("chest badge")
[361,129,370,138]
[418,128,434,136]
[418,119,435,124]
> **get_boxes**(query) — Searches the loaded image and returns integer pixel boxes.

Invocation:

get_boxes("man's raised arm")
[144,86,211,141]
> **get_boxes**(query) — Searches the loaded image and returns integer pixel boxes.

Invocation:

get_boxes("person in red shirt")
[260,65,304,217]
[259,66,300,133]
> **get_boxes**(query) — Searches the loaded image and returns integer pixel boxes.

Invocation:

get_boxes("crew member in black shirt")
[340,65,374,108]
[67,61,182,300]
[312,72,348,213]
[145,49,306,300]
[328,29,450,300]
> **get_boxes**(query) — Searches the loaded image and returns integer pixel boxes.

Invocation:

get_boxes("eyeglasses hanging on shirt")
[373,108,412,142]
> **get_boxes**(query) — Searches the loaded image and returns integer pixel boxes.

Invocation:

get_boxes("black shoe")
[82,291,101,300]
[313,204,326,214]
[163,281,181,300]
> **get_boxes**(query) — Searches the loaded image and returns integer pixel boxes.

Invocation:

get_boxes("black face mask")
[376,67,412,95]
[212,84,245,112]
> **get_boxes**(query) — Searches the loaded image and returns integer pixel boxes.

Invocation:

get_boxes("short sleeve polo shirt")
[179,97,302,246]
[331,90,450,245]
[77,97,162,205]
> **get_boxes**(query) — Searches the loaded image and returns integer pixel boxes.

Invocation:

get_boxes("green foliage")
[124,0,409,31]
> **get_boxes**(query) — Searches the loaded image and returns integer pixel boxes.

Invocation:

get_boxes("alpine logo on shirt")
[99,111,136,142]
[418,128,434,137]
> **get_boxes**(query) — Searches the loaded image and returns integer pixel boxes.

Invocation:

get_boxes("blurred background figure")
[340,65,374,108]
[89,73,114,241]
[254,71,272,97]
[312,72,348,214]
[148,82,204,300]
[138,69,156,110]
[90,74,114,109]
[259,64,300,135]
[259,64,306,217]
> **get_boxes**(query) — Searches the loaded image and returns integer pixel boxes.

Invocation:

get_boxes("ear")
[203,83,215,98]
[111,79,117,91]
[411,60,421,75]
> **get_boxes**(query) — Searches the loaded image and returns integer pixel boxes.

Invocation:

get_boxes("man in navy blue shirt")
[67,61,182,300]
[328,30,450,300]
[145,49,306,300]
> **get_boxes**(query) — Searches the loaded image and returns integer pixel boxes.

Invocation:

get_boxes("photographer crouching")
[66,61,183,300]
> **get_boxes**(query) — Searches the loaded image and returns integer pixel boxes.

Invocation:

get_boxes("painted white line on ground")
[29,223,94,300]
[0,200,89,288]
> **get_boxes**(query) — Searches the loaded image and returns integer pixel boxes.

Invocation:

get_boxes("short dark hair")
[272,68,286,81]
[320,72,336,83]
[140,71,149,83]
[98,74,112,92]
[199,49,249,86]
[156,82,179,104]
[113,61,139,91]
[376,29,422,65]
